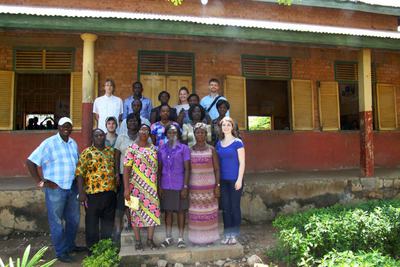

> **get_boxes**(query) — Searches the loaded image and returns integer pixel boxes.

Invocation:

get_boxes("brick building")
[0,0,399,177]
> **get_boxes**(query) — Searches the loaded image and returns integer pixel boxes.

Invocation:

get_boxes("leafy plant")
[82,239,120,267]
[270,200,400,266]
[0,245,56,267]
[318,250,400,267]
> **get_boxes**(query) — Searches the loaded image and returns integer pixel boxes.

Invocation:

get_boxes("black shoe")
[71,246,87,253]
[57,253,73,263]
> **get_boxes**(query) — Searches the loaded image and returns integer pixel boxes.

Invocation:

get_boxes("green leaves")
[0,245,56,267]
[82,239,120,267]
[271,200,400,266]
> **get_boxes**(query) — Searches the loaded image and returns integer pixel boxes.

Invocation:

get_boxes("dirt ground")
[0,223,278,267]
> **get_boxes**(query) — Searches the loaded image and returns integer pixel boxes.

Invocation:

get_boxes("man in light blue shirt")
[200,78,230,120]
[26,117,85,263]
[123,81,152,120]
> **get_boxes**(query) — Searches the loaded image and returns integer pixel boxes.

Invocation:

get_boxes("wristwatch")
[216,183,220,187]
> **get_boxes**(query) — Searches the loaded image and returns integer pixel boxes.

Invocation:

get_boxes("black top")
[150,105,178,123]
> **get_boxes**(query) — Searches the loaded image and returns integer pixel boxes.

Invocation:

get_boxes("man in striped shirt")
[26,117,85,262]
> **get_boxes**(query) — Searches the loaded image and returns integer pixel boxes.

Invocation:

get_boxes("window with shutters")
[242,55,291,130]
[11,48,74,130]
[335,61,377,130]
[138,51,194,107]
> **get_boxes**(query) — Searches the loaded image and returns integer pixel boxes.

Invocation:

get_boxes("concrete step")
[120,242,243,265]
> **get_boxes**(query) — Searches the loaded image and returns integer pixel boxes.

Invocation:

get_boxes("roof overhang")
[1,5,400,50]
[255,0,400,16]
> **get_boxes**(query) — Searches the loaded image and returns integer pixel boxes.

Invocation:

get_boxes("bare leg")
[133,226,141,242]
[177,211,186,239]
[165,211,173,238]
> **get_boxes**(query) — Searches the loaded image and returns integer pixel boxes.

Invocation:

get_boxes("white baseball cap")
[58,117,73,126]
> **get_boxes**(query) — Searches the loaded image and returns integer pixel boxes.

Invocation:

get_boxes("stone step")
[120,242,243,265]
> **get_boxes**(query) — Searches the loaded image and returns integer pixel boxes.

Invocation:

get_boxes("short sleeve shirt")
[28,133,78,189]
[75,146,116,194]
[114,134,135,174]
[158,143,190,190]
[200,95,230,120]
[93,95,123,132]
[216,138,244,181]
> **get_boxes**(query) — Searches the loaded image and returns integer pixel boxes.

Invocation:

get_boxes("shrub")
[82,239,120,267]
[270,200,400,266]
[318,250,400,267]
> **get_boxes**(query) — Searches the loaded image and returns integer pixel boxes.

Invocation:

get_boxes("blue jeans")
[44,184,80,257]
[220,180,242,237]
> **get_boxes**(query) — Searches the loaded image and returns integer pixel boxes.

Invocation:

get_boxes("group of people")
[26,78,245,263]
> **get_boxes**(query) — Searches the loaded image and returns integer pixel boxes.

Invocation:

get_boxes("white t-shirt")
[93,95,123,132]
[175,103,190,114]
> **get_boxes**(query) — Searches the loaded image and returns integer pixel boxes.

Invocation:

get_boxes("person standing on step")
[113,113,141,249]
[26,117,86,263]
[216,117,245,245]
[93,79,123,133]
[75,128,117,251]
[123,81,152,121]
[188,123,220,245]
[200,78,229,121]
[124,124,161,250]
[158,124,190,249]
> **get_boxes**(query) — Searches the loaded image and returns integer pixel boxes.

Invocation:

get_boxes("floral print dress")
[124,143,161,227]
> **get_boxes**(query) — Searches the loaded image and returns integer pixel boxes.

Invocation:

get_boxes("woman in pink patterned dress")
[188,123,221,245]
[123,124,160,250]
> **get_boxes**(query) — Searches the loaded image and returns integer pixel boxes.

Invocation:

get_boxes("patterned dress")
[188,145,219,244]
[124,143,161,227]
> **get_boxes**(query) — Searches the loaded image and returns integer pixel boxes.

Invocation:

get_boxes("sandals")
[146,239,158,250]
[177,238,186,249]
[135,240,143,251]
[160,237,173,248]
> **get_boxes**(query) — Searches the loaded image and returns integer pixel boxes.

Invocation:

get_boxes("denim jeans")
[220,179,242,237]
[44,183,80,257]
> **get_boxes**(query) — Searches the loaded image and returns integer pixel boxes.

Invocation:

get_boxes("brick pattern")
[1,0,397,31]
[1,32,400,130]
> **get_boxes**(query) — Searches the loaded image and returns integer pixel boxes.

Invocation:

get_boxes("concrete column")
[358,48,374,177]
[80,33,97,148]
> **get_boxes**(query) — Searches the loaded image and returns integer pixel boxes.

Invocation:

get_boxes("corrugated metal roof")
[351,0,400,8]
[1,4,400,39]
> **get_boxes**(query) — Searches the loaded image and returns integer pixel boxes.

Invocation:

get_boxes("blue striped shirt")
[28,133,79,189]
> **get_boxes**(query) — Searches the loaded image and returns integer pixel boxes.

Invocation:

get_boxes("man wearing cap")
[26,117,85,262]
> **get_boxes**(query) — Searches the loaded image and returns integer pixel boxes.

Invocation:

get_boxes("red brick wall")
[1,0,397,31]
[1,32,400,176]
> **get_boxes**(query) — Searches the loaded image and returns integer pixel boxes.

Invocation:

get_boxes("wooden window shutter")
[376,83,398,130]
[335,62,377,82]
[139,51,193,76]
[45,50,73,70]
[140,75,167,106]
[15,50,43,70]
[166,54,193,76]
[70,72,83,129]
[70,72,98,129]
[15,49,73,71]
[166,76,192,106]
[291,79,314,130]
[242,55,291,79]
[0,71,15,130]
[318,81,340,131]
[335,62,357,82]
[224,76,247,130]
